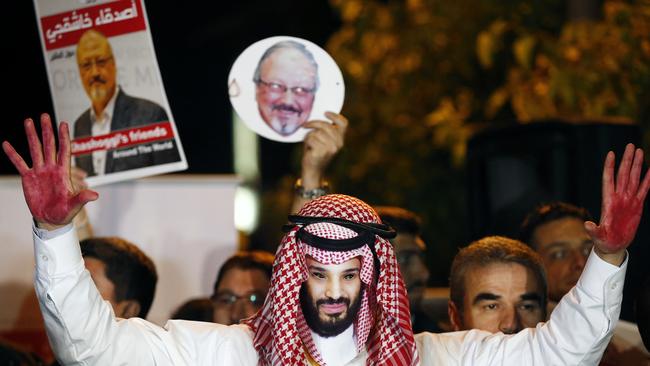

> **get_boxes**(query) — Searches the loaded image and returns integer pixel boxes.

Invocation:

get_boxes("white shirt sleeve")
[416,249,627,365]
[32,224,258,365]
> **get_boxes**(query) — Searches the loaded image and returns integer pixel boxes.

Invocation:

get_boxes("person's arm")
[416,144,650,365]
[290,112,347,213]
[2,115,235,365]
[417,251,626,364]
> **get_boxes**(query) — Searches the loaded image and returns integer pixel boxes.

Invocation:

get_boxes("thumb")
[70,189,99,208]
[584,221,601,240]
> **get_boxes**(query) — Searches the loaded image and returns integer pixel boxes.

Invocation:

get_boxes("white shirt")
[310,325,358,366]
[33,225,626,365]
[89,87,119,175]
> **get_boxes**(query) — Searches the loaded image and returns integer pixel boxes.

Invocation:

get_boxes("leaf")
[513,34,536,69]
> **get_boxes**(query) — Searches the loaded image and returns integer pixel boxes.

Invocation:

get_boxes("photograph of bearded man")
[253,40,319,137]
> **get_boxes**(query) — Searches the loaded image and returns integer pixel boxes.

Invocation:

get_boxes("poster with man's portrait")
[228,36,345,143]
[34,0,187,186]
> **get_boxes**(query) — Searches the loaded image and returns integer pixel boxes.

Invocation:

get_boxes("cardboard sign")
[34,0,187,186]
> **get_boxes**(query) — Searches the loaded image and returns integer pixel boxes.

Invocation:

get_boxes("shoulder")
[163,320,257,365]
[415,331,464,365]
[118,90,166,114]
[73,109,91,135]
[415,329,516,365]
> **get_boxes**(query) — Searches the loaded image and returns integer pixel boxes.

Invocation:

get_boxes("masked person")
[3,114,418,365]
[3,114,649,365]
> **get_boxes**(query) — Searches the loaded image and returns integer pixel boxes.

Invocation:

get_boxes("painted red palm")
[2,114,98,227]
[585,144,650,254]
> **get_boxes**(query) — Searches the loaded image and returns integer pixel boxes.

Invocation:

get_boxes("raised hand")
[585,143,650,265]
[300,111,347,186]
[290,112,347,213]
[2,114,98,230]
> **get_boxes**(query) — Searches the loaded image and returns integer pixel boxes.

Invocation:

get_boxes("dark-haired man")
[210,251,274,325]
[375,206,440,333]
[519,201,593,312]
[520,201,649,363]
[81,237,158,319]
[447,236,546,334]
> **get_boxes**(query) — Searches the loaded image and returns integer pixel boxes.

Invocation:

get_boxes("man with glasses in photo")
[253,40,319,137]
[74,29,180,177]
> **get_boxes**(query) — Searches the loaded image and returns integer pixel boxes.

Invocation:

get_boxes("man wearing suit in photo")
[74,29,180,177]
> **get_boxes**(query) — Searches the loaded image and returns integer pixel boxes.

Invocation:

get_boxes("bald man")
[74,30,180,177]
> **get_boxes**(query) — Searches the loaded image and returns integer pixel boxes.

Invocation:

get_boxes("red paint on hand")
[2,114,98,226]
[586,144,650,254]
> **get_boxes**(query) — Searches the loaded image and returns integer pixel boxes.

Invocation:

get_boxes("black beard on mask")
[299,283,363,338]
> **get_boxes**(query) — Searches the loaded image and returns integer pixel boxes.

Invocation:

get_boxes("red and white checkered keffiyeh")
[243,194,419,365]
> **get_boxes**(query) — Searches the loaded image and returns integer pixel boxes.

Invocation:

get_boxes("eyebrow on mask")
[308,265,327,272]
[472,292,501,305]
[342,268,360,274]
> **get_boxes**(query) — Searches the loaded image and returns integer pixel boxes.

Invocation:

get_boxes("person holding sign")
[3,112,649,365]
[73,29,180,177]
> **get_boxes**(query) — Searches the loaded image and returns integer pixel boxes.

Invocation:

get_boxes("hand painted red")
[2,114,98,227]
[585,143,650,254]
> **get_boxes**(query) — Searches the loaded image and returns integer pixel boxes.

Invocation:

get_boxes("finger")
[71,174,88,191]
[70,189,99,209]
[25,118,44,168]
[41,114,56,165]
[627,148,643,195]
[637,166,650,201]
[71,166,88,180]
[325,111,348,128]
[2,141,30,174]
[602,151,615,209]
[584,221,604,241]
[57,122,71,172]
[308,133,330,151]
[615,143,635,194]
[302,122,334,144]
[303,120,333,130]
[304,121,341,145]
[325,111,348,135]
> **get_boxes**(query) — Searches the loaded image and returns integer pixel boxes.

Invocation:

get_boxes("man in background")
[375,206,441,333]
[80,237,158,319]
[210,251,274,325]
[520,201,649,364]
[447,236,546,334]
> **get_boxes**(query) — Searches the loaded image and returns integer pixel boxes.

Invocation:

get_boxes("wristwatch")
[294,178,330,199]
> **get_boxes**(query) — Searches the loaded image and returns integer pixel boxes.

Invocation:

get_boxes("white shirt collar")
[310,325,358,366]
